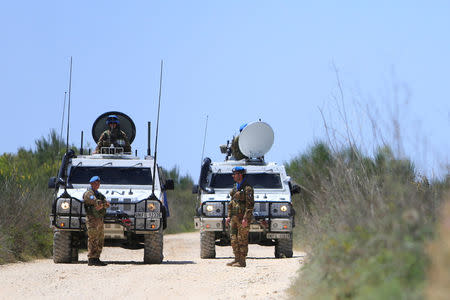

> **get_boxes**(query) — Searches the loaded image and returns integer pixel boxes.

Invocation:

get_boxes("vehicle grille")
[109,198,135,215]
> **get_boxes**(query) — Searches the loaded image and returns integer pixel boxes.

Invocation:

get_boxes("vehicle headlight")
[148,202,159,211]
[271,203,291,217]
[202,202,224,217]
[56,198,81,214]
[61,201,70,210]
[137,200,161,213]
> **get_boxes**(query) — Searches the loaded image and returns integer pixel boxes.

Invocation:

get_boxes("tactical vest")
[103,130,124,146]
[229,182,251,217]
[84,191,107,218]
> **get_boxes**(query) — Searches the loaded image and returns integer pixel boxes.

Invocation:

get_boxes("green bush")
[0,130,63,264]
[287,142,448,299]
[163,166,198,234]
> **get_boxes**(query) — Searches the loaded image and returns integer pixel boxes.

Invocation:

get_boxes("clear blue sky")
[1,1,448,178]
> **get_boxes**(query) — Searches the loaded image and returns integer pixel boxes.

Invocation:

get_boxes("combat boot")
[226,256,238,266]
[88,258,96,266]
[94,258,107,266]
[240,256,246,267]
[231,255,246,267]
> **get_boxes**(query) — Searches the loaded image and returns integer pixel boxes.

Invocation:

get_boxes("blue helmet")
[106,115,119,125]
[239,123,247,132]
[89,176,101,183]
[232,166,246,173]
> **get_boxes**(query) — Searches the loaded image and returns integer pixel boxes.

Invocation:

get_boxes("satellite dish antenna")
[238,121,274,158]
[92,111,136,144]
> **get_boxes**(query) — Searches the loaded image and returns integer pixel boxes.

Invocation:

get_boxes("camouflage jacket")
[83,188,108,218]
[95,128,131,153]
[228,180,254,221]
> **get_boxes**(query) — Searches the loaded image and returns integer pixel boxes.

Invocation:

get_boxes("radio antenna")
[200,115,209,166]
[66,57,73,154]
[150,60,164,199]
[60,91,67,142]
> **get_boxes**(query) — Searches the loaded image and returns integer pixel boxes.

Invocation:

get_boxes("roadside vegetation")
[0,131,63,263]
[287,142,448,299]
[163,167,197,234]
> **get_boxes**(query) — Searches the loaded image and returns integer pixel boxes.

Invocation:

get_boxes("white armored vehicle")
[194,121,300,258]
[48,112,174,264]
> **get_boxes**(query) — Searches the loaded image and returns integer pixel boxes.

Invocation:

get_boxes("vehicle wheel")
[144,228,164,264]
[71,247,79,262]
[53,231,73,263]
[275,237,293,258]
[200,230,216,259]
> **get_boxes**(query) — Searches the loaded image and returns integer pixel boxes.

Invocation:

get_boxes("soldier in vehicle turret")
[94,115,131,153]
[225,166,254,267]
[83,176,110,266]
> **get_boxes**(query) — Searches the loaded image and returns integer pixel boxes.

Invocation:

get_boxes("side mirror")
[164,179,175,190]
[192,184,199,194]
[48,177,57,189]
[290,183,301,195]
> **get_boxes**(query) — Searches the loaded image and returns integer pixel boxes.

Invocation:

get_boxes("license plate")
[135,212,162,219]
[267,233,290,239]
[250,224,262,231]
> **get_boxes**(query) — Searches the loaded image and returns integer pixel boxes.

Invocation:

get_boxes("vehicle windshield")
[210,173,282,189]
[69,166,152,185]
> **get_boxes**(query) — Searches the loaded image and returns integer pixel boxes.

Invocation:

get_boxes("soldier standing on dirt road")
[83,176,110,266]
[226,166,254,267]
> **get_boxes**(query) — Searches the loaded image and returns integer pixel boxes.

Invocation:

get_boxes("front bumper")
[194,216,293,238]
[51,213,162,232]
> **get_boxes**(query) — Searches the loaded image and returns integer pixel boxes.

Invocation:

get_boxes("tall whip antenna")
[60,91,67,142]
[200,115,209,166]
[66,57,73,153]
[150,60,164,198]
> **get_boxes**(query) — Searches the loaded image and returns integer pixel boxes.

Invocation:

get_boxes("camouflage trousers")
[86,216,104,259]
[230,215,249,258]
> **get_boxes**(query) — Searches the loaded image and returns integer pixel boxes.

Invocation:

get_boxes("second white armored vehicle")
[48,112,174,264]
[194,121,300,258]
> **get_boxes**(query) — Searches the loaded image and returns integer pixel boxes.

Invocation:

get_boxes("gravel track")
[0,232,305,300]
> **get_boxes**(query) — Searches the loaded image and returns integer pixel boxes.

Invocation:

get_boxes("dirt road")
[0,232,305,300]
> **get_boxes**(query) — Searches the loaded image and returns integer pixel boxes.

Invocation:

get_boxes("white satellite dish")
[238,121,274,158]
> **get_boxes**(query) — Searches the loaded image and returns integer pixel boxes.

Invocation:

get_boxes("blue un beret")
[232,166,246,173]
[239,123,247,132]
[106,115,120,125]
[89,176,101,183]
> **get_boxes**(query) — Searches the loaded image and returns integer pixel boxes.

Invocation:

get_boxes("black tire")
[200,230,216,259]
[275,237,293,258]
[144,229,164,264]
[71,247,79,262]
[53,231,73,263]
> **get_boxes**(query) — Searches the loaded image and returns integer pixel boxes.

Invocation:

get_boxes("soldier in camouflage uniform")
[83,176,110,266]
[225,166,254,267]
[94,115,131,154]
